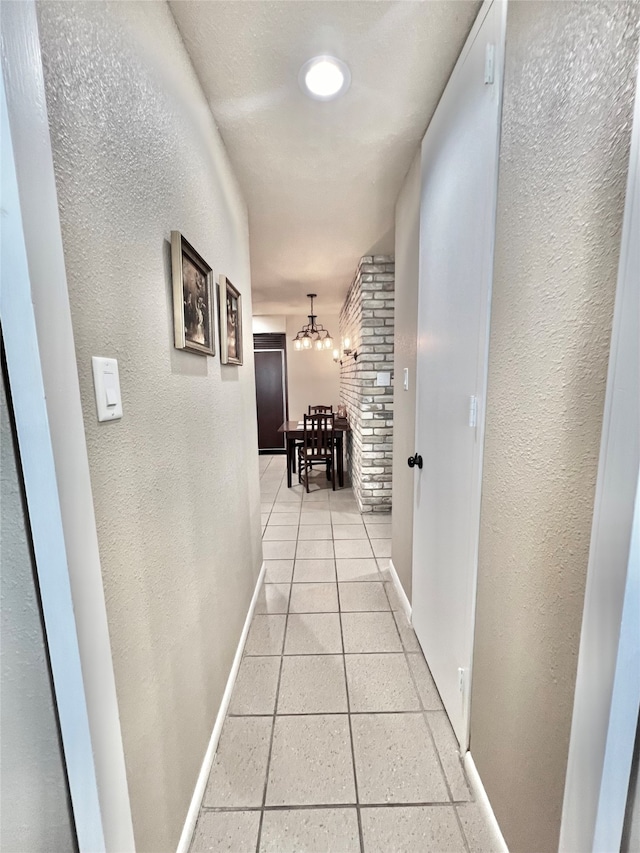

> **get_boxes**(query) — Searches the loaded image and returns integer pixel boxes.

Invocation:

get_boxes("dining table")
[278,419,349,488]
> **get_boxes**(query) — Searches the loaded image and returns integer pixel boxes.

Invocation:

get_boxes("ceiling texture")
[170,0,481,314]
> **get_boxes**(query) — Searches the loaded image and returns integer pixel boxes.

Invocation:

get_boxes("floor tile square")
[345,654,420,712]
[334,539,374,559]
[245,615,286,655]
[255,583,290,614]
[407,654,443,710]
[455,803,501,853]
[264,560,294,583]
[297,524,333,540]
[229,657,281,715]
[266,715,356,806]
[202,716,272,807]
[263,541,296,560]
[302,490,331,502]
[341,612,402,653]
[259,808,359,853]
[351,713,449,804]
[294,559,336,583]
[336,558,381,583]
[277,655,348,713]
[270,504,300,514]
[363,512,391,525]
[332,524,368,540]
[427,711,471,801]
[339,581,389,612]
[371,539,392,558]
[360,806,465,853]
[191,811,260,853]
[299,510,331,525]
[289,582,339,613]
[296,540,334,560]
[276,490,304,503]
[284,613,343,654]
[263,525,298,541]
[267,512,299,526]
[331,511,364,525]
[364,523,392,539]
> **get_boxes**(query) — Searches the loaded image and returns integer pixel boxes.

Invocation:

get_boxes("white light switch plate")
[92,356,123,422]
[376,371,391,387]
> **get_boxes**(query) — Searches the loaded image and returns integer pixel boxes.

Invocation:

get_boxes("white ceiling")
[170,0,481,314]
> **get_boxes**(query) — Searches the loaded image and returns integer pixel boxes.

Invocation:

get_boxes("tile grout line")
[337,532,366,853]
[201,801,473,813]
[255,463,292,853]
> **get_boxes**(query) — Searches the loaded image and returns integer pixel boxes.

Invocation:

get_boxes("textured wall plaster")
[391,151,420,601]
[470,3,640,852]
[1,370,75,852]
[36,2,262,850]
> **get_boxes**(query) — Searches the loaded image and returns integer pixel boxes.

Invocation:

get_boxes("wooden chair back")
[308,405,333,414]
[302,413,334,459]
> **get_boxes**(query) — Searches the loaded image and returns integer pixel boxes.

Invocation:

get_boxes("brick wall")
[339,255,395,512]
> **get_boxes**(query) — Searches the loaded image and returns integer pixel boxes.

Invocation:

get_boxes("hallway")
[189,456,496,852]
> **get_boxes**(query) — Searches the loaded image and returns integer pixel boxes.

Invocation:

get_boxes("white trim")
[559,42,640,853]
[388,559,412,622]
[463,752,509,853]
[176,561,267,853]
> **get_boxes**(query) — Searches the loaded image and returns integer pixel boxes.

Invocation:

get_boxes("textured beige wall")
[1,371,75,852]
[470,4,640,852]
[36,3,262,850]
[286,314,341,420]
[391,152,420,600]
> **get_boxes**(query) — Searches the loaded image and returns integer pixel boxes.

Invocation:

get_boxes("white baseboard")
[176,561,266,853]
[463,751,509,852]
[388,558,412,621]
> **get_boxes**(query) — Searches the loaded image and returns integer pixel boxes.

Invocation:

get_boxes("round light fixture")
[300,55,351,101]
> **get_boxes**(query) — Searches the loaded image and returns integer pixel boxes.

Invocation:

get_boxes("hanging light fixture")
[292,294,334,352]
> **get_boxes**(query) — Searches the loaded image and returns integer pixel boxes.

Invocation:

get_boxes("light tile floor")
[190,455,497,853]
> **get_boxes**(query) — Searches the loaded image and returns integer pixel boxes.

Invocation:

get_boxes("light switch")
[92,357,123,422]
[403,368,409,391]
[104,372,118,406]
[376,371,391,387]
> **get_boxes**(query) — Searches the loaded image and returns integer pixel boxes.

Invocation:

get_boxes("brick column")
[339,255,394,512]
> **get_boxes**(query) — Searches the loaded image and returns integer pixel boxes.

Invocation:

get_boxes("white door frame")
[559,47,640,853]
[412,0,507,751]
[1,4,135,850]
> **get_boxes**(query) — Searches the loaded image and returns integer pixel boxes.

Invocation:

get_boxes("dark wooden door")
[254,345,287,451]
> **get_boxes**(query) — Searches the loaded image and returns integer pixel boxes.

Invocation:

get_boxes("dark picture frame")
[171,231,215,356]
[219,274,243,365]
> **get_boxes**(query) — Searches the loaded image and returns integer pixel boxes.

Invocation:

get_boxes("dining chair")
[298,413,336,492]
[308,405,333,414]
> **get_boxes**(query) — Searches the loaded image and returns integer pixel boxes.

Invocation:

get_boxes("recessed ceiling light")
[299,55,351,101]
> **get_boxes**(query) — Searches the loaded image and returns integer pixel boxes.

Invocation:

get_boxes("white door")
[411,0,506,749]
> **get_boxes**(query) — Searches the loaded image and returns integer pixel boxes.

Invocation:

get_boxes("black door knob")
[408,453,423,470]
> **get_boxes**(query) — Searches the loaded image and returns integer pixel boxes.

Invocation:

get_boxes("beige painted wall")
[252,314,341,421]
[391,152,420,600]
[36,3,262,851]
[285,315,341,420]
[470,3,640,852]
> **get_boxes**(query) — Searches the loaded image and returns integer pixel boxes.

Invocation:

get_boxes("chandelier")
[293,293,334,351]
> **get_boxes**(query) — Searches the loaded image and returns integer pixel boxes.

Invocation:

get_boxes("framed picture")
[171,231,215,356]
[219,274,243,365]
